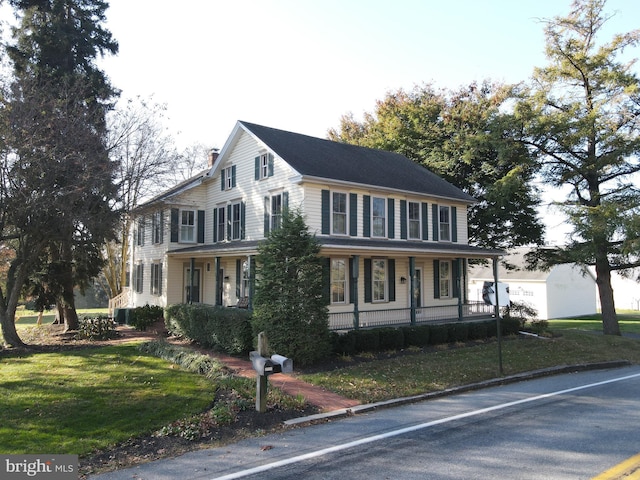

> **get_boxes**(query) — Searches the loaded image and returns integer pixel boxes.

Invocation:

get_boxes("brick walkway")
[210,352,361,413]
[118,324,361,413]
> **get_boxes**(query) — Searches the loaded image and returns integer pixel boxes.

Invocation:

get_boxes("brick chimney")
[208,148,220,168]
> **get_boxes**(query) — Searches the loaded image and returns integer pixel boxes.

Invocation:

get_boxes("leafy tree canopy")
[328,81,544,250]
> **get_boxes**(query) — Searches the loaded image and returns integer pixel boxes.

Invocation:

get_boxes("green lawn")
[300,327,640,404]
[0,343,216,456]
[548,311,640,334]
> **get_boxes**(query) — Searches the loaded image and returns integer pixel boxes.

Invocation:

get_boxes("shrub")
[429,324,449,345]
[355,329,380,353]
[77,316,117,340]
[501,317,521,336]
[164,304,253,354]
[401,325,430,348]
[130,305,164,331]
[468,321,488,340]
[448,323,469,343]
[378,328,404,351]
[138,340,228,379]
[334,330,357,356]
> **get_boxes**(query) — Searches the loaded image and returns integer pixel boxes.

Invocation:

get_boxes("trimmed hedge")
[130,305,164,331]
[164,304,253,355]
[331,318,516,356]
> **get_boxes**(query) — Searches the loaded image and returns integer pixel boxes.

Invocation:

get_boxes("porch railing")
[328,301,494,331]
[108,287,130,317]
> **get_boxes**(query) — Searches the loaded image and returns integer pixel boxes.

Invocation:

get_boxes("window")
[260,154,269,179]
[372,259,387,302]
[331,259,347,304]
[216,206,226,242]
[180,210,196,242]
[408,202,421,239]
[332,192,347,235]
[439,206,451,241]
[372,197,386,237]
[136,217,145,246]
[150,262,162,296]
[225,166,233,190]
[271,194,283,230]
[439,260,451,298]
[134,263,144,294]
[152,211,163,244]
[241,260,250,298]
[231,202,241,240]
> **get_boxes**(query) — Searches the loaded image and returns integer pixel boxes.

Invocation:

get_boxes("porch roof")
[167,238,503,259]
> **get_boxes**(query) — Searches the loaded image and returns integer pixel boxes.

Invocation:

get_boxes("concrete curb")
[284,360,631,426]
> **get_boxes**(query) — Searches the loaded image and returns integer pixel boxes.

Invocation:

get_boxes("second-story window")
[136,217,145,246]
[372,197,386,237]
[332,192,347,235]
[408,202,421,239]
[271,194,283,230]
[180,210,196,243]
[216,206,226,242]
[152,211,163,244]
[439,206,451,242]
[231,202,241,240]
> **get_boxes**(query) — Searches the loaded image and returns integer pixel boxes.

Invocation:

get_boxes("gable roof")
[238,121,476,203]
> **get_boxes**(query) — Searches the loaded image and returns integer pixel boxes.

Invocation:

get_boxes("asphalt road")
[91,365,640,480]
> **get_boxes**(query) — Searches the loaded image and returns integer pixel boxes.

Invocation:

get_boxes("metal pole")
[493,257,503,375]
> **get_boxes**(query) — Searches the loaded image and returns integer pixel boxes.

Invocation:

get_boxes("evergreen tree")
[516,0,640,335]
[1,0,119,336]
[252,209,331,366]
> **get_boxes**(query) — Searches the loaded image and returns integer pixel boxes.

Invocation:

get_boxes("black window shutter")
[221,169,225,191]
[433,260,440,299]
[159,210,164,244]
[422,203,429,240]
[388,198,395,239]
[363,195,371,237]
[227,204,232,240]
[321,190,330,234]
[212,209,218,242]
[349,193,358,236]
[268,153,274,177]
[231,165,237,188]
[364,258,372,303]
[283,191,289,211]
[349,257,355,304]
[236,259,241,298]
[197,210,205,243]
[400,200,407,239]
[321,257,330,304]
[451,206,458,242]
[254,156,260,180]
[170,208,179,242]
[432,204,439,241]
[241,202,246,239]
[264,196,270,236]
[452,259,460,298]
[388,259,396,302]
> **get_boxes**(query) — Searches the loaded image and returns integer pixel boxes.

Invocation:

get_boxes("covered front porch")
[328,301,495,331]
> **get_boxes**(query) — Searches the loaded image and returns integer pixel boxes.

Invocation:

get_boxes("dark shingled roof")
[240,121,476,203]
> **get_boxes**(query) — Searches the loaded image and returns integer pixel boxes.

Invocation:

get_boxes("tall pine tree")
[3,0,119,335]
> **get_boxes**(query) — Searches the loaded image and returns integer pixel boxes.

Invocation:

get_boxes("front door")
[184,268,201,303]
[413,268,422,308]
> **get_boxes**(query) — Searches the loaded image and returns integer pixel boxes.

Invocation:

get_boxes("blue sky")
[97,0,639,149]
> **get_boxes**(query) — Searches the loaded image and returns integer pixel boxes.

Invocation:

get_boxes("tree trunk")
[61,242,79,332]
[595,257,620,336]
[0,312,25,348]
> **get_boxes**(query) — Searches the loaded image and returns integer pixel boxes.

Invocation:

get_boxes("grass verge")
[299,330,640,404]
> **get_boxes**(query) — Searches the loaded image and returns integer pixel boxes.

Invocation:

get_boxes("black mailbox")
[249,351,282,376]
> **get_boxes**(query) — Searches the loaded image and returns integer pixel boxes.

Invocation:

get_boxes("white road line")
[210,371,640,480]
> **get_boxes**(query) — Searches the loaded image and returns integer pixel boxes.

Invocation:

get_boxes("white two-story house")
[121,121,503,330]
